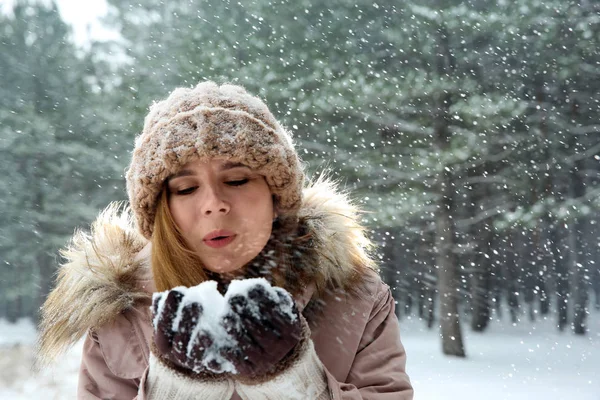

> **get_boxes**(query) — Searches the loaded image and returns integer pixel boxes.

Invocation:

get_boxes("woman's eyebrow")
[169,169,195,180]
[219,162,248,171]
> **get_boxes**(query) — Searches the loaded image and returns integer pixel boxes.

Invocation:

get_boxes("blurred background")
[0,0,599,398]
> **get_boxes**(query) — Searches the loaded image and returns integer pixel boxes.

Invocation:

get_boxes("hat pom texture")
[125,82,304,239]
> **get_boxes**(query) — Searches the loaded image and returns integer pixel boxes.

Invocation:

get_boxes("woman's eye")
[176,186,197,195]
[226,178,249,186]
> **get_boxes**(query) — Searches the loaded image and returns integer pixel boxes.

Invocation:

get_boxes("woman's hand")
[151,287,233,375]
[150,279,305,380]
[221,280,304,380]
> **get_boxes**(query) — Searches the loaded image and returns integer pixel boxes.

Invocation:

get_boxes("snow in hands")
[151,278,302,377]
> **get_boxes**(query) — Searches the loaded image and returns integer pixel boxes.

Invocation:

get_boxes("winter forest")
[1,0,599,398]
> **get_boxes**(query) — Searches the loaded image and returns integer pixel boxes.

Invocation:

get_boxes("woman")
[36,82,413,399]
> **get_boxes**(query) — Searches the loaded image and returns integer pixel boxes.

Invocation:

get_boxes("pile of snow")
[1,306,599,399]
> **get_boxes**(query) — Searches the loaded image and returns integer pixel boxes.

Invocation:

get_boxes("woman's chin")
[204,261,245,275]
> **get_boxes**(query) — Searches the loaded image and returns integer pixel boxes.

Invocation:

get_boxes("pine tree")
[0,0,126,320]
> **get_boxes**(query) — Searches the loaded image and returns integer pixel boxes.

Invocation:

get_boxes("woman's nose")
[201,186,230,216]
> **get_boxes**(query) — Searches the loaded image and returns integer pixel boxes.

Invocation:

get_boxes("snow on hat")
[125,81,305,239]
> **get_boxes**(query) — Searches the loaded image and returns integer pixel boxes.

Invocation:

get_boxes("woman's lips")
[203,230,236,248]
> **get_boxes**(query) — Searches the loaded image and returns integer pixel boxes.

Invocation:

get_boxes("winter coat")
[37,180,414,399]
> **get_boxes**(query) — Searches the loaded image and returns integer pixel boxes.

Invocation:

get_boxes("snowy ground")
[1,308,599,399]
[402,308,600,400]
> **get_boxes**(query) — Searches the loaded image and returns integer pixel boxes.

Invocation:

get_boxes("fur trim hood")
[36,177,376,368]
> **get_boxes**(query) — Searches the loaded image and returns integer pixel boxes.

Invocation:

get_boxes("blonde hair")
[151,189,209,291]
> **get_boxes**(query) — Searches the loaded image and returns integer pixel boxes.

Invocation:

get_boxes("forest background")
[1,0,599,357]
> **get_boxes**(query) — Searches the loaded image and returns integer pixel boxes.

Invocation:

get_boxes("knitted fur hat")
[125,81,305,239]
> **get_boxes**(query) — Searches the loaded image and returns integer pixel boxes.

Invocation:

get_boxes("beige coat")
[37,180,413,399]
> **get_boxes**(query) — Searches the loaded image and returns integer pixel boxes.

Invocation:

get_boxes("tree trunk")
[431,23,466,357]
[594,256,600,311]
[535,77,551,317]
[568,170,588,335]
[505,230,520,324]
[595,277,600,311]
[470,222,493,332]
[435,167,465,356]
[417,232,436,329]
[567,98,588,335]
[550,225,569,331]
[534,226,550,316]
[524,228,538,322]
[591,220,600,312]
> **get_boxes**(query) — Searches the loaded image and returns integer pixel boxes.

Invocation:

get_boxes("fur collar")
[36,177,376,367]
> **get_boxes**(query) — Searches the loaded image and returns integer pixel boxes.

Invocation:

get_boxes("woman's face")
[167,158,275,274]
